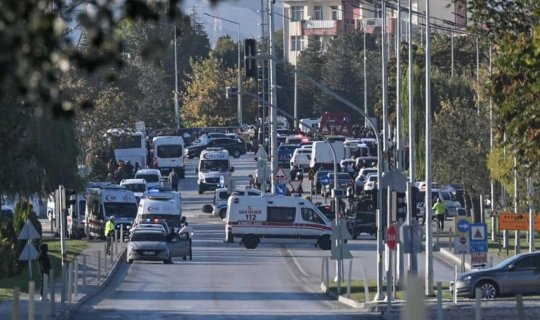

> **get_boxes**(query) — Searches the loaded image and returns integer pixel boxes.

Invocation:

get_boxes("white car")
[120,178,147,203]
[290,148,311,170]
[363,174,378,192]
[134,169,163,190]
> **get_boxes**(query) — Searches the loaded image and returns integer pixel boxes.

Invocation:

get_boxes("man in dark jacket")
[38,243,51,301]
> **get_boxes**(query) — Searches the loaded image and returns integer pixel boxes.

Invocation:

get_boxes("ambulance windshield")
[201,159,229,172]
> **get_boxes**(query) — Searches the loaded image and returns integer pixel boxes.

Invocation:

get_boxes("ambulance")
[196,148,234,194]
[225,195,332,250]
[133,192,183,232]
[85,185,138,240]
[152,135,185,178]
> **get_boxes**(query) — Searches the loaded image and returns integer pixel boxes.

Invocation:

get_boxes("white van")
[120,178,147,203]
[134,195,183,232]
[152,136,185,178]
[225,195,332,250]
[299,117,320,133]
[290,147,311,170]
[309,141,345,171]
[212,187,262,218]
[85,185,138,240]
[196,148,234,194]
[66,192,88,239]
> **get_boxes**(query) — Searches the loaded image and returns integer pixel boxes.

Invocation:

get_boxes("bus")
[106,129,147,169]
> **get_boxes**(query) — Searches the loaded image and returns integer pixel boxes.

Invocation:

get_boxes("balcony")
[301,20,342,36]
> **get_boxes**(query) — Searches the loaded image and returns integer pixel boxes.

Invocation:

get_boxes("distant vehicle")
[299,117,320,133]
[347,209,376,239]
[363,174,378,192]
[120,178,147,203]
[354,168,377,194]
[451,252,540,299]
[212,187,263,219]
[314,170,333,194]
[322,172,354,197]
[152,136,185,178]
[415,186,463,218]
[196,148,234,194]
[277,144,297,166]
[66,191,88,239]
[277,128,292,136]
[0,205,14,221]
[310,141,345,171]
[126,229,189,264]
[316,204,335,221]
[185,138,246,159]
[134,193,182,232]
[284,135,305,147]
[354,156,378,170]
[319,112,352,136]
[290,148,311,170]
[225,195,332,250]
[105,129,147,169]
[134,169,163,190]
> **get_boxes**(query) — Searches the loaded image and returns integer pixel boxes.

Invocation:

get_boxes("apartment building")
[282,0,467,65]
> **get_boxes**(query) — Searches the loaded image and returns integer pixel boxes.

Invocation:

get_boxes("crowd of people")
[106,159,140,184]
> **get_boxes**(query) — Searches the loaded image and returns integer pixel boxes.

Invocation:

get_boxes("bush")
[0,219,18,278]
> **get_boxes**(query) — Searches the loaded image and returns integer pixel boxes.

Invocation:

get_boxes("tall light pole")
[363,20,368,128]
[396,0,402,171]
[268,0,278,193]
[204,13,243,126]
[162,23,180,129]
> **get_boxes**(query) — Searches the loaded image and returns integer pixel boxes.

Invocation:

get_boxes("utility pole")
[173,25,180,129]
[268,0,278,194]
[528,175,535,252]
[363,20,368,128]
[514,155,520,254]
[381,0,389,168]
[424,0,434,297]
[396,0,402,171]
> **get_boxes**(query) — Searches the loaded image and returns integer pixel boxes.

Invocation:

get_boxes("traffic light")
[244,38,257,79]
[392,191,407,221]
[409,185,419,218]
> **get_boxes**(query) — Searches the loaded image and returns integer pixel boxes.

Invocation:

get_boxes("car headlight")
[459,275,472,283]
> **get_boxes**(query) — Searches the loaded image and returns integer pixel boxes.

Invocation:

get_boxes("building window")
[331,7,341,20]
[310,36,323,50]
[291,36,304,51]
[314,5,323,20]
[291,6,304,21]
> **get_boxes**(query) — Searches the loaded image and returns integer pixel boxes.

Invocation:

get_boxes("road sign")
[255,146,268,160]
[275,183,287,196]
[274,168,288,181]
[387,224,397,250]
[18,242,38,261]
[219,176,225,188]
[499,213,540,231]
[320,175,330,186]
[469,223,488,253]
[17,219,40,240]
[471,252,488,265]
[456,218,470,234]
[331,221,353,260]
[308,168,315,181]
[454,236,470,254]
[289,180,302,193]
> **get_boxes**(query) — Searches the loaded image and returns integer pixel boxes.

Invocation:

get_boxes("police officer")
[105,216,115,255]
[179,217,194,260]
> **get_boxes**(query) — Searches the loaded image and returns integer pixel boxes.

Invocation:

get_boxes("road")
[70,153,455,319]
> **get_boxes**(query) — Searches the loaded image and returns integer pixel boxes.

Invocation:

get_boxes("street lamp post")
[204,13,243,126]
[173,25,180,130]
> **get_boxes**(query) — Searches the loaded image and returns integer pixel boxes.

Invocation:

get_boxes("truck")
[319,112,353,136]
[152,136,185,178]
[196,148,234,194]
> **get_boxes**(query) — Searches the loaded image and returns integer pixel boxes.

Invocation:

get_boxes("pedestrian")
[179,217,193,260]
[433,198,446,231]
[169,170,179,191]
[37,243,51,301]
[125,160,134,178]
[105,216,115,255]
[346,162,355,178]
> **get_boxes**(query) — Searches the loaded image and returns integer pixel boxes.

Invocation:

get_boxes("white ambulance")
[196,148,234,194]
[133,193,183,232]
[225,195,332,250]
[85,185,138,240]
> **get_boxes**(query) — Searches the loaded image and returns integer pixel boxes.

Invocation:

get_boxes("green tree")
[214,35,238,69]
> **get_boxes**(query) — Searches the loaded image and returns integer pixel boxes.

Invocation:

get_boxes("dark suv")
[186,138,246,159]
[346,197,376,239]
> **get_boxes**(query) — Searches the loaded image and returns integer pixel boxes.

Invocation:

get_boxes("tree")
[214,35,238,69]
[180,55,238,127]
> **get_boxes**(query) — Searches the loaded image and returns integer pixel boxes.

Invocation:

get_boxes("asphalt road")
[70,153,456,319]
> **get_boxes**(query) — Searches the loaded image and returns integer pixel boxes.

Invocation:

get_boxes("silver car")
[451,252,540,299]
[127,230,189,264]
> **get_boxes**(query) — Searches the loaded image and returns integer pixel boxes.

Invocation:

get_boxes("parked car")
[450,252,540,299]
[185,137,246,159]
[0,205,14,221]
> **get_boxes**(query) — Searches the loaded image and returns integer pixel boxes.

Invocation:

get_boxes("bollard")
[97,251,102,283]
[12,286,19,320]
[28,281,35,320]
[113,231,117,260]
[453,265,458,304]
[121,224,124,244]
[74,259,79,298]
[82,255,87,287]
[489,256,493,268]
[67,261,73,302]
[325,257,329,290]
[60,263,66,306]
[436,281,443,320]
[475,287,482,320]
[363,267,370,304]
[104,247,109,270]
[320,257,325,285]
[50,269,55,317]
[41,274,49,320]
[346,260,352,299]
[516,294,525,320]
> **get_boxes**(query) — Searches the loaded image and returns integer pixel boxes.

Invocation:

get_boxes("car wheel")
[475,280,498,299]
[243,235,259,249]
[317,235,331,250]
[232,149,241,158]
[127,259,133,264]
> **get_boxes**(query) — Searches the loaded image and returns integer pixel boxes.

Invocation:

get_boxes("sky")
[180,0,284,47]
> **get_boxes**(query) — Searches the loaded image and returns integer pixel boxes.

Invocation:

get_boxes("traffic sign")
[499,213,540,231]
[274,168,288,181]
[275,183,287,196]
[255,146,268,160]
[331,221,353,260]
[456,219,470,233]
[469,223,488,253]
[308,168,316,181]
[471,252,488,266]
[387,224,397,250]
[289,180,302,193]
[18,242,38,261]
[17,219,41,240]
[454,236,470,253]
[320,175,330,186]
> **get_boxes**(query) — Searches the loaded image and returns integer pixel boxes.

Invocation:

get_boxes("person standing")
[169,170,179,191]
[105,216,115,255]
[179,217,193,260]
[432,198,446,231]
[37,243,51,301]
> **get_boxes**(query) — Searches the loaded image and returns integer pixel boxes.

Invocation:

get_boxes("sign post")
[18,219,41,279]
[469,223,488,267]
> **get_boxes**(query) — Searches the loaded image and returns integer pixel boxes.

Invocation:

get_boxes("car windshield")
[157,145,182,158]
[135,174,159,183]
[201,159,229,171]
[123,183,146,193]
[104,202,137,218]
[131,232,166,242]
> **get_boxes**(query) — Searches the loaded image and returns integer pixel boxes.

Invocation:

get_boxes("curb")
[439,247,472,271]
[320,282,368,309]
[55,247,126,320]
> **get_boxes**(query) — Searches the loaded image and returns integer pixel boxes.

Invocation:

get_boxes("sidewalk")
[0,236,125,320]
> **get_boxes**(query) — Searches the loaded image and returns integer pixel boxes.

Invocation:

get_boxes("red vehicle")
[319,112,353,136]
